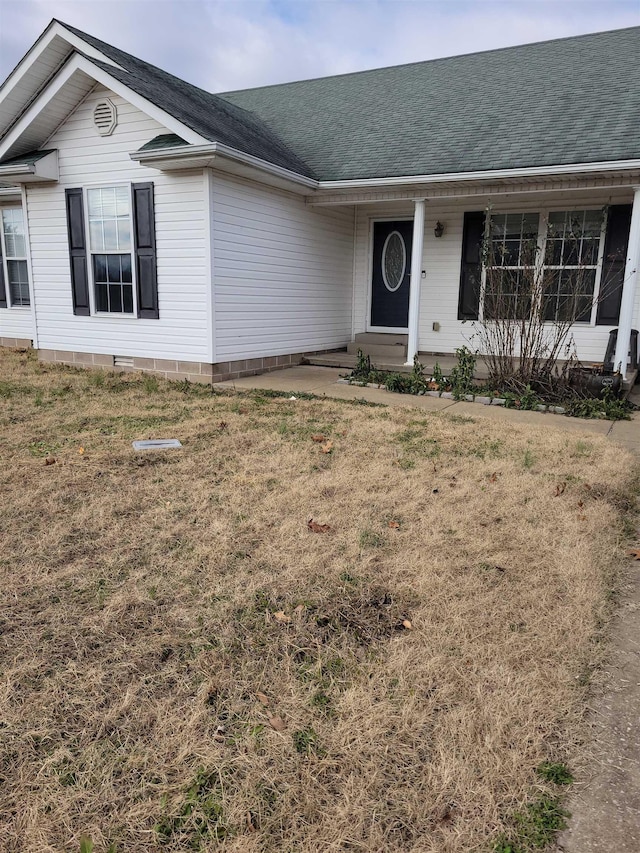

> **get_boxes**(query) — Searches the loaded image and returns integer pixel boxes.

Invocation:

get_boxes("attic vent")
[93,99,117,136]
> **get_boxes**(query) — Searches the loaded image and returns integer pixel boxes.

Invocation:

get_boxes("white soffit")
[0,54,207,162]
[0,21,123,142]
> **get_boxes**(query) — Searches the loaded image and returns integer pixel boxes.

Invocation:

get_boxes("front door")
[370,220,413,329]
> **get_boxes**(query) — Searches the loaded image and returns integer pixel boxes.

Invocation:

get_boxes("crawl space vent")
[113,355,134,368]
[93,99,117,136]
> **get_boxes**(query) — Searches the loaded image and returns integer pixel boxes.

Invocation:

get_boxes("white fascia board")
[0,20,123,107]
[132,141,319,192]
[0,53,207,161]
[318,159,640,191]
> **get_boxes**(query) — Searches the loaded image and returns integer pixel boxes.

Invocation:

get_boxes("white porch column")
[405,198,426,366]
[613,186,640,379]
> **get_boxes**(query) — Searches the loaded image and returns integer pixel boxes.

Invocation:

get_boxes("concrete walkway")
[214,365,640,452]
[215,365,640,851]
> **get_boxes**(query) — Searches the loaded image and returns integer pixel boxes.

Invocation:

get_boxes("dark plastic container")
[568,367,622,398]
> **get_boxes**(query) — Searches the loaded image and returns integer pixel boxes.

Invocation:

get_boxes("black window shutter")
[132,182,159,319]
[458,211,485,320]
[597,204,632,326]
[0,227,7,308]
[65,188,90,316]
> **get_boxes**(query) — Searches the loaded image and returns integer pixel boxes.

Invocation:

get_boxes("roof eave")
[0,149,58,182]
[131,142,319,193]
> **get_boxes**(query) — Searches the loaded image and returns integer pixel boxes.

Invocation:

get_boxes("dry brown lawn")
[0,348,637,853]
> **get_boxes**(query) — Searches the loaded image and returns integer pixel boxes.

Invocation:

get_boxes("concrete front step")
[347,341,408,358]
[305,352,414,373]
[354,332,408,346]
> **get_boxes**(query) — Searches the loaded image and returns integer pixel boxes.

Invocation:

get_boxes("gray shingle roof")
[59,22,316,177]
[0,148,56,167]
[61,24,640,182]
[137,134,188,152]
[220,27,640,181]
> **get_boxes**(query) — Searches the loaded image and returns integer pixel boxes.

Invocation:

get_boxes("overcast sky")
[1,0,639,93]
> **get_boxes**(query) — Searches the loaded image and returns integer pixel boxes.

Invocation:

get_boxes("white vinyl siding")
[25,86,209,361]
[353,190,637,364]
[211,173,354,361]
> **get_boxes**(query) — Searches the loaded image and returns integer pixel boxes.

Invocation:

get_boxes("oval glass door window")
[381,230,407,292]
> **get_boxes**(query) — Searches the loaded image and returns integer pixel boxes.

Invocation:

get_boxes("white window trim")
[479,206,608,327]
[83,183,138,318]
[0,204,31,309]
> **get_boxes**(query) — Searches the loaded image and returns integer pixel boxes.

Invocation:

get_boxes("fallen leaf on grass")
[273,610,291,624]
[78,447,85,455]
[554,482,566,497]
[320,441,334,454]
[246,812,257,833]
[293,604,305,617]
[388,520,401,529]
[311,434,326,443]
[402,619,413,630]
[256,692,270,707]
[489,472,498,483]
[44,456,56,466]
[269,716,286,732]
[307,519,331,533]
[629,549,640,560]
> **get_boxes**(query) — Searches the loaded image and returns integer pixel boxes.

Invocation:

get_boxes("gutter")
[131,141,319,190]
[317,159,640,190]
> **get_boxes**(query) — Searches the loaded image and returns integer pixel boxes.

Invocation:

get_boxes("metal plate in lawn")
[132,439,183,451]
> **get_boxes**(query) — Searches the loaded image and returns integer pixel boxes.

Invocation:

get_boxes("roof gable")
[57,23,316,177]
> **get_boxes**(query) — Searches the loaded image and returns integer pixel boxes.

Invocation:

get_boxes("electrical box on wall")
[432,322,440,332]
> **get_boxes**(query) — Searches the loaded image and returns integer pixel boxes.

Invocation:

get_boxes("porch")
[308,175,640,382]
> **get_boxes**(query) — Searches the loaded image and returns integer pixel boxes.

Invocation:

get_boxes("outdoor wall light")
[434,221,445,238]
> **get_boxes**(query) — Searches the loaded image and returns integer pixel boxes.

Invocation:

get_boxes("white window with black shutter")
[0,206,30,308]
[458,205,632,326]
[65,182,158,318]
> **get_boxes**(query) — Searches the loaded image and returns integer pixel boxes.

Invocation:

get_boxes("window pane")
[545,238,562,265]
[581,238,599,265]
[93,254,107,283]
[102,219,118,251]
[547,212,565,237]
[106,255,121,282]
[89,220,104,252]
[582,210,603,237]
[117,218,131,251]
[115,186,130,216]
[504,214,523,239]
[7,259,30,306]
[95,282,108,312]
[502,240,521,266]
[100,188,117,217]
[121,254,132,283]
[87,189,102,218]
[108,283,123,313]
[122,284,134,314]
[2,208,26,258]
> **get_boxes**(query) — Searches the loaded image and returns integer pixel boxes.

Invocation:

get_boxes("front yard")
[0,349,637,853]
